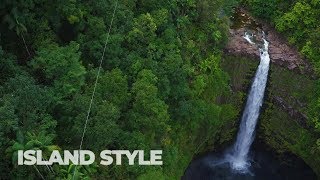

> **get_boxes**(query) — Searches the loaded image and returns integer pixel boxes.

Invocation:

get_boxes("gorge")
[183,30,316,179]
[183,9,318,179]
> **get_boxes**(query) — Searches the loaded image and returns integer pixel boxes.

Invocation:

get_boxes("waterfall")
[227,33,270,172]
[243,32,255,45]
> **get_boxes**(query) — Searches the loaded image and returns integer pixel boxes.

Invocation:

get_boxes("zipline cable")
[33,165,45,180]
[79,0,118,153]
[72,0,119,179]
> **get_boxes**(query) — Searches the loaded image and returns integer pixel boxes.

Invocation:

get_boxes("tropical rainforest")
[0,0,319,179]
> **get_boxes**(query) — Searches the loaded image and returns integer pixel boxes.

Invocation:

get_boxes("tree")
[30,42,86,98]
[127,13,157,50]
[56,163,97,180]
[1,74,57,134]
[0,0,240,178]
[245,0,279,20]
[127,69,170,147]
[0,46,17,84]
[62,68,129,151]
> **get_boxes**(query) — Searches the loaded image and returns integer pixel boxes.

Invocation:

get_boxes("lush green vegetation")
[0,0,239,179]
[1,0,319,179]
[243,0,320,72]
[242,0,320,143]
[259,64,320,176]
[222,55,320,176]
[242,0,320,175]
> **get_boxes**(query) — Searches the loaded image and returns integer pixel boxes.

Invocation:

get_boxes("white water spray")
[226,32,270,172]
[243,32,255,45]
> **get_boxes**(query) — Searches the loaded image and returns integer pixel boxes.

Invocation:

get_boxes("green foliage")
[56,163,97,180]
[77,15,107,62]
[137,170,166,180]
[62,68,129,152]
[222,54,320,176]
[128,69,170,147]
[0,47,17,84]
[243,0,280,20]
[56,0,84,24]
[127,13,157,49]
[245,0,320,154]
[30,42,86,97]
[1,74,57,133]
[199,55,229,99]
[274,1,320,151]
[0,0,238,179]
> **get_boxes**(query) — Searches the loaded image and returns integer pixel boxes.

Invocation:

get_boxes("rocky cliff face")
[225,9,313,75]
[223,8,320,177]
[222,54,320,178]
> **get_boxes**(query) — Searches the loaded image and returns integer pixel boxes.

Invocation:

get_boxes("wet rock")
[225,9,312,75]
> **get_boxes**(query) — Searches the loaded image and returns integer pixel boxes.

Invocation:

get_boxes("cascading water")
[183,31,317,179]
[227,32,270,172]
[243,32,255,45]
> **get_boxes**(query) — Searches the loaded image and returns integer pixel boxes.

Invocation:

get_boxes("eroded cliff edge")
[225,8,313,75]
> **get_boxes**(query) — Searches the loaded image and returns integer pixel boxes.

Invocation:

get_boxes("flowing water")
[183,32,316,179]
[243,32,255,45]
[225,33,270,172]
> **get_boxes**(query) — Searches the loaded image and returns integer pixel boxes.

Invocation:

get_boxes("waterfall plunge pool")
[182,141,316,180]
